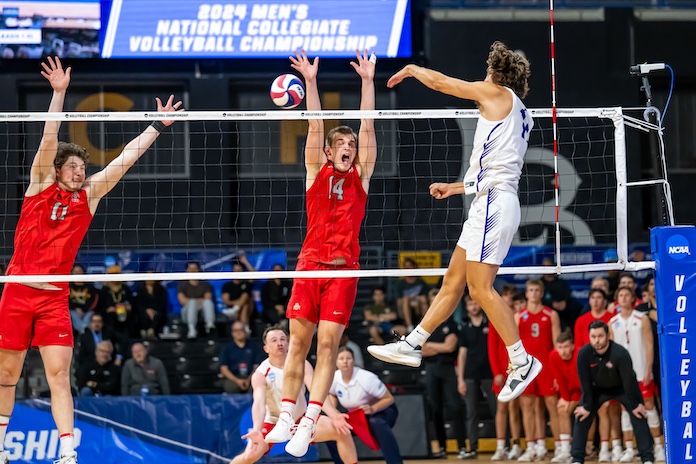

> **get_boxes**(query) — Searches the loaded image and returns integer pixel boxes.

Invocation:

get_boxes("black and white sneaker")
[497,354,542,402]
[367,336,422,367]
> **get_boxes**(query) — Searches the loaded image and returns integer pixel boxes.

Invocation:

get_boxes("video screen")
[0,0,100,59]
[100,0,412,59]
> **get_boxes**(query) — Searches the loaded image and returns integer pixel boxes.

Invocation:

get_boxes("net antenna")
[548,0,562,270]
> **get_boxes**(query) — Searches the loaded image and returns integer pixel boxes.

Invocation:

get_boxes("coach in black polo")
[571,320,654,464]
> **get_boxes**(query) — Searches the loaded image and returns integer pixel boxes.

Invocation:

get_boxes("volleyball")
[270,74,305,109]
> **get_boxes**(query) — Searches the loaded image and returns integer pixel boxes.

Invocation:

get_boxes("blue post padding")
[651,226,696,464]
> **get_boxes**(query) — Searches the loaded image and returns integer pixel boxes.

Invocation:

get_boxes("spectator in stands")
[69,264,100,334]
[76,313,124,369]
[517,279,561,462]
[422,311,468,458]
[178,261,216,339]
[135,274,169,340]
[457,295,496,459]
[541,257,579,331]
[76,340,120,396]
[100,266,137,340]
[579,277,611,316]
[513,291,527,313]
[330,346,402,464]
[364,287,405,345]
[221,253,256,327]
[121,342,170,396]
[219,321,262,394]
[488,292,522,460]
[636,276,660,397]
[391,257,429,332]
[630,249,652,287]
[339,332,364,368]
[547,330,581,463]
[575,289,613,348]
[260,263,291,325]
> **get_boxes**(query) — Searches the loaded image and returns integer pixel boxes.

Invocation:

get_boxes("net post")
[651,225,696,464]
[612,108,629,265]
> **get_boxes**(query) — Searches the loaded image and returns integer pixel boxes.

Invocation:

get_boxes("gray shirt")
[121,356,171,396]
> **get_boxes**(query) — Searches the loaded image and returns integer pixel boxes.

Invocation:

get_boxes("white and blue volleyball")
[270,74,305,109]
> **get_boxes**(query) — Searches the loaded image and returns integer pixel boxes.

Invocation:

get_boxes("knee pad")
[647,408,660,428]
[621,410,634,432]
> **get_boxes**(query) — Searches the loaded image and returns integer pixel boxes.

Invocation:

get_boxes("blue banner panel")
[100,0,411,59]
[652,226,696,463]
[2,395,318,463]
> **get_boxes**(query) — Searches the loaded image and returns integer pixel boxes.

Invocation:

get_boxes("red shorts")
[563,389,582,402]
[523,364,557,397]
[0,283,73,350]
[638,380,657,399]
[493,377,506,395]
[286,260,358,326]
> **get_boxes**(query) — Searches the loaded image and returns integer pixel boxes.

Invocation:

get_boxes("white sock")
[560,434,571,453]
[507,340,528,367]
[654,436,663,445]
[59,432,74,457]
[0,415,9,451]
[537,438,546,448]
[405,325,430,348]
[612,439,622,449]
[555,441,561,452]
[497,439,506,449]
[280,399,296,418]
[625,441,634,450]
[305,401,322,422]
[601,441,609,452]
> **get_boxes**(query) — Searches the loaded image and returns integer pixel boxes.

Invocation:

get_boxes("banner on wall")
[100,0,411,59]
[652,226,696,463]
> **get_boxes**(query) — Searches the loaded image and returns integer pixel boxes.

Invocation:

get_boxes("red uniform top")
[298,162,367,267]
[6,183,92,287]
[487,322,509,377]
[574,310,614,348]
[547,348,581,401]
[518,307,555,363]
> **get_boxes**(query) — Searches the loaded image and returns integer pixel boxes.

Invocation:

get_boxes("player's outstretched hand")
[430,182,456,200]
[241,430,266,451]
[40,56,71,92]
[632,403,648,419]
[387,64,413,88]
[332,413,353,435]
[290,49,318,82]
[574,405,590,422]
[350,49,376,81]
[155,95,184,127]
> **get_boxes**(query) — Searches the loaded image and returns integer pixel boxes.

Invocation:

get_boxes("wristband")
[150,121,166,133]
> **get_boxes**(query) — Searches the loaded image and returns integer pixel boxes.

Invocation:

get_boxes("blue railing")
[429,0,696,8]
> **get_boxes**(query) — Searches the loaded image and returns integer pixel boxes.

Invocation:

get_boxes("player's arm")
[29,57,71,192]
[388,64,495,104]
[642,315,654,383]
[84,95,183,211]
[550,311,561,347]
[290,50,324,182]
[352,49,377,185]
[429,182,465,200]
[249,370,268,431]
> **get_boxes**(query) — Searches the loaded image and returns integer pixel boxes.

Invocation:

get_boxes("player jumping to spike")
[0,57,183,464]
[368,41,539,403]
[264,49,377,457]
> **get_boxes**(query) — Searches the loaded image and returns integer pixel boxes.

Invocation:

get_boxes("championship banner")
[652,226,696,463]
[2,395,319,463]
[100,0,411,58]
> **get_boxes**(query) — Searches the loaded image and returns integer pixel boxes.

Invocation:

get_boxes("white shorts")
[457,188,520,265]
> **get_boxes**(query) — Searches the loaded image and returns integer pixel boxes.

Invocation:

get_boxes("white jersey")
[257,358,307,424]
[329,367,387,411]
[463,87,534,195]
[609,311,649,380]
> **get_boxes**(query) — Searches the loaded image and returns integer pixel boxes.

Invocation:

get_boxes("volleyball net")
[0,108,668,284]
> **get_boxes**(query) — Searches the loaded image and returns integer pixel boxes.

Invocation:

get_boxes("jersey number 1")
[51,202,68,221]
[328,176,345,200]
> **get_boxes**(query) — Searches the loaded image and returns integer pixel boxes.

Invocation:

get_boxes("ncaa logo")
[268,372,276,381]
[337,390,343,398]
[667,234,691,260]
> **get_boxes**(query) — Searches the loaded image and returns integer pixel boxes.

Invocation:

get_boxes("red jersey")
[574,310,614,348]
[487,322,509,377]
[6,183,92,285]
[298,162,367,266]
[518,307,555,363]
[548,348,581,401]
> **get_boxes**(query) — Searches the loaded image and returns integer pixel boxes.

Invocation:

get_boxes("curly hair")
[486,41,531,99]
[54,141,89,170]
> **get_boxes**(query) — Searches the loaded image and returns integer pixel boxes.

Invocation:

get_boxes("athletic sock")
[59,432,74,457]
[280,399,296,418]
[625,441,634,450]
[612,439,622,449]
[405,325,430,348]
[601,441,609,452]
[305,401,322,422]
[654,436,663,445]
[497,439,506,449]
[507,340,528,367]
